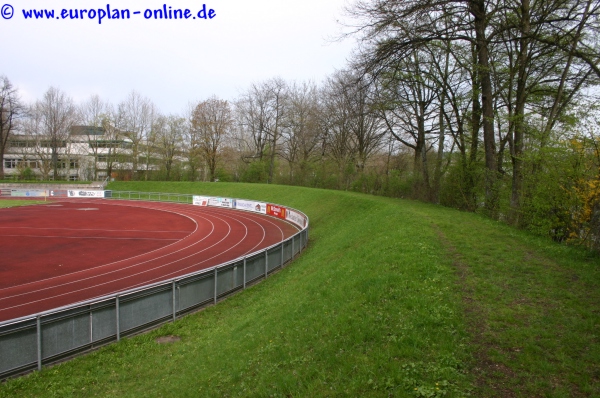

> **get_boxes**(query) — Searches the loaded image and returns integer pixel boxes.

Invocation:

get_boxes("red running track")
[0,199,299,322]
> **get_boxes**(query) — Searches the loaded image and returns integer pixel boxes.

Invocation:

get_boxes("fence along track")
[0,191,308,380]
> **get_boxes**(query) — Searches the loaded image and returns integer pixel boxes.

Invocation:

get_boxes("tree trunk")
[509,0,530,226]
[268,133,277,184]
[470,0,498,216]
[0,148,5,180]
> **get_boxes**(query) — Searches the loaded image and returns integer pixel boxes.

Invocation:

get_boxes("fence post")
[243,257,246,289]
[233,264,237,290]
[265,250,268,278]
[214,268,218,305]
[36,315,42,371]
[172,281,177,322]
[116,296,120,342]
[304,230,307,248]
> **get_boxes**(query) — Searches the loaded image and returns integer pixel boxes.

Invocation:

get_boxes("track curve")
[0,199,299,322]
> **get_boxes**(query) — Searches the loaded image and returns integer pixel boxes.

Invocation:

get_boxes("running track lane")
[0,199,300,322]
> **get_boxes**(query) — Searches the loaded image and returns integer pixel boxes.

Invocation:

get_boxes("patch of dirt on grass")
[155,335,181,344]
[432,224,519,398]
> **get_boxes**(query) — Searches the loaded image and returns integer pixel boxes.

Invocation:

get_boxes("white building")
[2,126,135,181]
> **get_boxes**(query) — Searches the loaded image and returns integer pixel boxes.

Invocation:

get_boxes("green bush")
[240,159,269,183]
[439,158,484,211]
[19,167,36,181]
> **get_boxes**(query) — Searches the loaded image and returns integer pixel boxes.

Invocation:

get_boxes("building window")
[56,159,78,169]
[68,175,78,181]
[40,140,67,148]
[4,159,39,169]
[90,140,130,149]
[4,159,18,169]
[9,141,31,148]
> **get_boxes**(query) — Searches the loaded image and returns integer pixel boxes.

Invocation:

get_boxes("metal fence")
[0,192,308,380]
[108,190,195,203]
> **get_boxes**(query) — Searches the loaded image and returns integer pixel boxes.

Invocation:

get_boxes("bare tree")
[321,72,357,180]
[235,78,288,183]
[118,91,155,180]
[281,81,322,183]
[320,70,384,187]
[151,114,184,181]
[182,102,203,181]
[234,87,270,163]
[19,107,55,180]
[346,75,385,174]
[374,46,454,200]
[191,97,232,182]
[0,76,24,179]
[263,78,288,183]
[78,95,110,180]
[96,106,127,181]
[29,87,77,180]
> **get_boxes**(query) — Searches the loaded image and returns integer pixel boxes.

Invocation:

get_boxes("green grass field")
[1,182,598,397]
[0,200,46,208]
[0,180,91,184]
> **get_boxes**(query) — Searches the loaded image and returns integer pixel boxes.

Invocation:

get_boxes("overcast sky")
[2,0,358,114]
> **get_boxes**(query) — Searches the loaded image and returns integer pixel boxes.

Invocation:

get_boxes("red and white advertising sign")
[266,204,286,220]
[193,196,209,206]
[50,190,68,197]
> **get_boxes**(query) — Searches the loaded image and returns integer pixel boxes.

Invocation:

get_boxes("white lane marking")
[0,234,180,241]
[0,226,191,233]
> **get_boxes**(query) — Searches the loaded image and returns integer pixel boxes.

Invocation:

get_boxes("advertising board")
[207,197,233,208]
[67,190,105,198]
[49,190,68,197]
[10,189,48,197]
[193,196,209,206]
[233,199,267,214]
[285,208,307,228]
[266,204,286,220]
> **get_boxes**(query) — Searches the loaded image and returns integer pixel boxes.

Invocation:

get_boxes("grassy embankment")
[1,181,598,397]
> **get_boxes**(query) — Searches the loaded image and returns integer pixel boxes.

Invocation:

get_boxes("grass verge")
[0,181,91,184]
[0,182,598,397]
[0,200,46,208]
